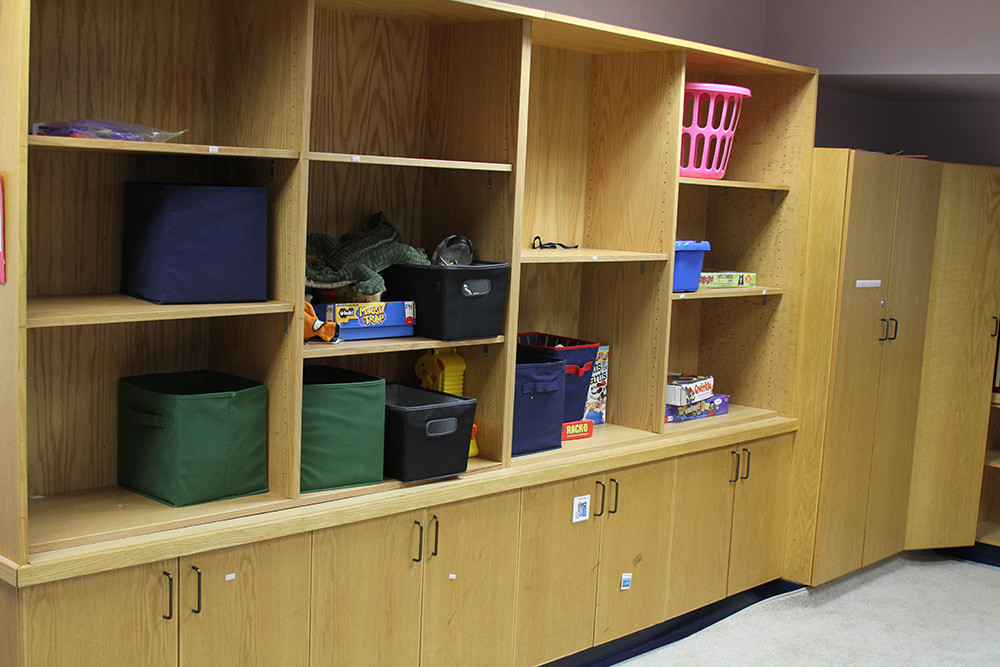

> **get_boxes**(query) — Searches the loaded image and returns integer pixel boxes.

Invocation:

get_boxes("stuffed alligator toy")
[306,211,430,299]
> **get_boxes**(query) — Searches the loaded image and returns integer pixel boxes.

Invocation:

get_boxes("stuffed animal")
[303,301,339,342]
[305,212,430,299]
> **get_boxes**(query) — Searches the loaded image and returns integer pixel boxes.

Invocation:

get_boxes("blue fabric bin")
[512,348,565,456]
[517,332,599,424]
[122,182,268,304]
[673,240,710,293]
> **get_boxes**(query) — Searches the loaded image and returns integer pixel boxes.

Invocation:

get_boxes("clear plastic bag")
[31,119,187,143]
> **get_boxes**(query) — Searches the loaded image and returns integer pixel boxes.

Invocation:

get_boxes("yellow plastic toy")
[415,348,478,456]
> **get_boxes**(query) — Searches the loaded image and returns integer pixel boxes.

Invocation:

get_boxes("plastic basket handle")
[461,278,491,297]
[521,381,561,394]
[565,362,593,377]
[124,406,166,429]
[425,417,458,438]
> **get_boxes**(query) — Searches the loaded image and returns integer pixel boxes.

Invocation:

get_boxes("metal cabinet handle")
[879,318,889,342]
[730,450,741,483]
[162,571,174,620]
[609,478,620,515]
[741,448,751,480]
[191,566,202,614]
[993,316,999,338]
[413,521,424,563]
[431,515,440,557]
[888,318,899,341]
[594,481,606,517]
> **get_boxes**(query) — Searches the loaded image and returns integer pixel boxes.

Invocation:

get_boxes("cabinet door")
[311,511,424,665]
[594,459,674,645]
[515,476,604,667]
[665,448,736,619]
[179,533,311,666]
[864,158,942,566]
[22,561,177,667]
[728,434,792,594]
[421,491,520,667]
[813,150,899,584]
[909,163,1000,548]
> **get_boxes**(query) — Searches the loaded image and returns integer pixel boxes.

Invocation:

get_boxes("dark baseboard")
[935,541,1000,569]
[547,579,804,667]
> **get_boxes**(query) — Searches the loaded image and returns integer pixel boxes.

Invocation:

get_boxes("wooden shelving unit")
[27,295,295,328]
[28,134,299,159]
[671,286,782,300]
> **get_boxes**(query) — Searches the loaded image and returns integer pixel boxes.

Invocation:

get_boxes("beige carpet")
[622,551,1000,666]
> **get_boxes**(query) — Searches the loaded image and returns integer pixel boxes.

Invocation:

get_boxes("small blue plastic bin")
[673,240,711,293]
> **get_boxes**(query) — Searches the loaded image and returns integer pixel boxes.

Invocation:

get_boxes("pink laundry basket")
[679,82,751,180]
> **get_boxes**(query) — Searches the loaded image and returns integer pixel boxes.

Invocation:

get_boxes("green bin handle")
[124,406,166,429]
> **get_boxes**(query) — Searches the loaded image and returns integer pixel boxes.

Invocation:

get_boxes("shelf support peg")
[640,261,646,275]
[483,345,490,358]
[487,172,494,190]
[770,190,776,204]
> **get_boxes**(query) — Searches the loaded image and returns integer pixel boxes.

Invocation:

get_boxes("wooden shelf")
[28,457,502,554]
[662,404,780,433]
[671,286,782,301]
[986,449,1000,469]
[678,176,791,192]
[978,520,1000,547]
[308,151,511,172]
[304,335,504,358]
[520,247,671,264]
[992,393,1000,408]
[28,134,298,159]
[26,294,295,328]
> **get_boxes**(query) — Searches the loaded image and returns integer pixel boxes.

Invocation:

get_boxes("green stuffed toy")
[306,211,430,299]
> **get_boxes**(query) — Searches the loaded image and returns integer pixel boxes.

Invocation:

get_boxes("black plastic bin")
[383,383,476,482]
[122,182,268,304]
[383,262,509,340]
[117,370,268,507]
[301,366,385,492]
[512,348,565,456]
[517,332,600,423]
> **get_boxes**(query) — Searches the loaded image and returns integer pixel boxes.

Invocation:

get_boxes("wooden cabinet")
[666,434,791,618]
[312,491,519,667]
[21,533,309,666]
[515,460,675,666]
[807,149,941,583]
[908,164,1000,549]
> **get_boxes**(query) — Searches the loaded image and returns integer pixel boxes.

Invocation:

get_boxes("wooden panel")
[1,581,21,667]
[595,460,674,645]
[908,164,1000,548]
[422,492,519,666]
[665,447,735,619]
[584,51,681,255]
[0,0,30,564]
[581,262,670,431]
[523,46,591,249]
[22,560,177,666]
[863,158,942,567]
[312,512,424,665]
[813,150,898,585]
[515,476,602,667]
[784,148,849,584]
[728,433,791,594]
[179,533,311,666]
[517,263,581,335]
[310,9,428,156]
[668,299,703,374]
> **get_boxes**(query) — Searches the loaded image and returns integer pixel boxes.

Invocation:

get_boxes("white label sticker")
[351,155,361,162]
[856,279,881,288]
[449,574,457,580]
[573,494,591,523]
[621,573,633,590]
[208,146,219,154]
[225,573,236,581]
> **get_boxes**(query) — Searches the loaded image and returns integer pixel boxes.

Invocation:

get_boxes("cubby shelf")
[670,286,782,300]
[678,176,790,192]
[978,520,1000,547]
[26,294,295,328]
[28,135,299,160]
[520,248,671,264]
[303,335,504,358]
[308,151,512,172]
[986,449,1000,469]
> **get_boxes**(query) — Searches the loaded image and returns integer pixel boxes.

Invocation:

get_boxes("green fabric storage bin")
[117,370,269,507]
[301,366,385,492]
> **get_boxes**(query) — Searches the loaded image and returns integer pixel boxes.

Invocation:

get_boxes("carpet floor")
[620,551,1000,666]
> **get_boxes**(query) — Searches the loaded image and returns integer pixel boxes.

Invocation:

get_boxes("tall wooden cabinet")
[0,0,818,663]
[807,150,941,584]
[907,163,1000,549]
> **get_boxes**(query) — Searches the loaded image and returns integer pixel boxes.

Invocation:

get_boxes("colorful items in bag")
[665,374,714,406]
[666,393,730,423]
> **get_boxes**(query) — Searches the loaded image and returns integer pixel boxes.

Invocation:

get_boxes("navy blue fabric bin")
[122,182,268,304]
[512,348,565,456]
[518,332,600,423]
